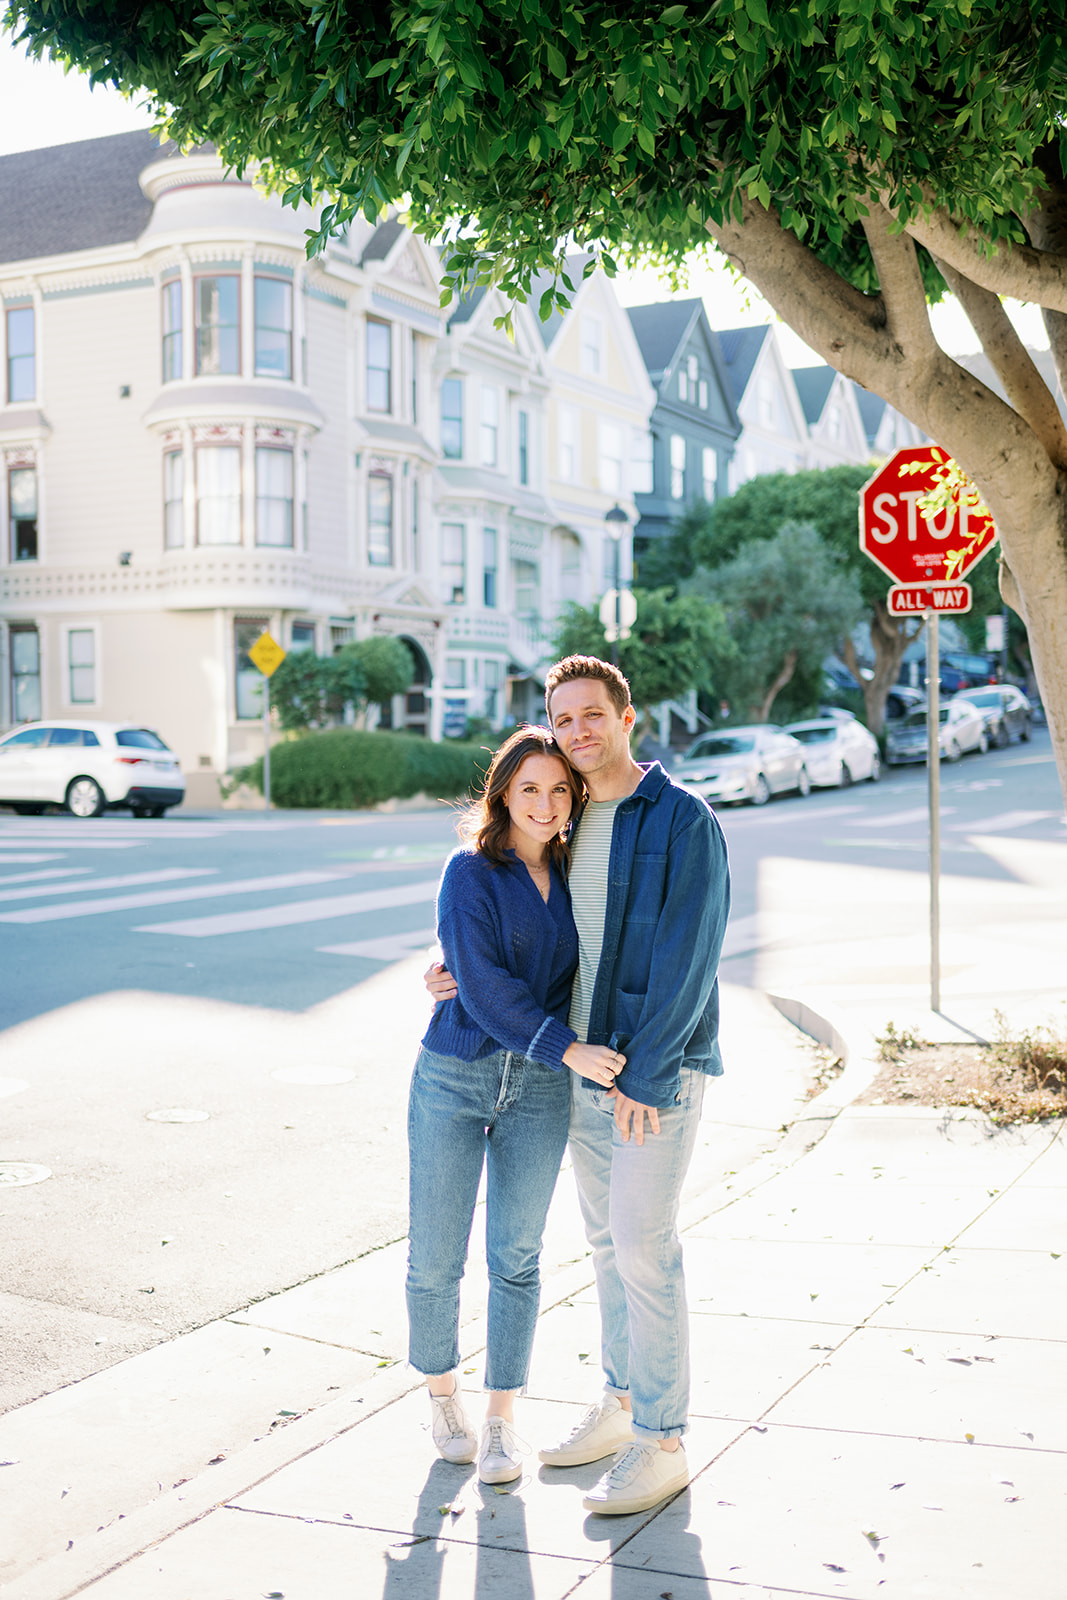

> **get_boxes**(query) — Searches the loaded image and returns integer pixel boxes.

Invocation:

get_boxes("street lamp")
[604,502,629,667]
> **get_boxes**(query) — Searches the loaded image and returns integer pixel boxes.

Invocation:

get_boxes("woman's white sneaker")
[428,1383,478,1465]
[538,1393,635,1467]
[479,1416,524,1484]
[582,1441,689,1515]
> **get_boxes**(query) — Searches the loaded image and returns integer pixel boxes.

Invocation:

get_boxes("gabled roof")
[527,253,595,348]
[791,365,836,426]
[360,216,406,265]
[447,284,488,327]
[625,298,702,378]
[716,324,772,404]
[0,130,178,266]
[853,386,888,446]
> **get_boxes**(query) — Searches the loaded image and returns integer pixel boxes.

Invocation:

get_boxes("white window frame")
[480,385,499,467]
[598,419,623,494]
[163,450,185,549]
[702,446,717,502]
[365,318,392,413]
[196,445,243,546]
[5,303,36,404]
[632,430,654,495]
[441,521,466,604]
[558,404,578,481]
[670,434,686,500]
[61,622,100,709]
[367,471,394,565]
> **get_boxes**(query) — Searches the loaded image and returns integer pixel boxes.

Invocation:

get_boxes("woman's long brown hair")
[457,727,584,871]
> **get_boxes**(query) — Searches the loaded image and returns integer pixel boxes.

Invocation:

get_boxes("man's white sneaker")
[479,1416,524,1484]
[582,1440,689,1515]
[428,1383,478,1465]
[538,1394,635,1467]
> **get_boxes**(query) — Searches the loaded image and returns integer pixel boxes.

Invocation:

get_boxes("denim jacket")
[583,762,730,1109]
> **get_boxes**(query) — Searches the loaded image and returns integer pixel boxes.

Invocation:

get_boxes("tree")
[685,521,864,723]
[336,636,414,709]
[9,0,1067,792]
[269,650,364,733]
[553,588,733,729]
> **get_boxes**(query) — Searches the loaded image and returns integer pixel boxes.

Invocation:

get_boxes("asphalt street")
[0,728,1062,1414]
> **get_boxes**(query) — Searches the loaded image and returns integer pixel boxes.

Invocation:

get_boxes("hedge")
[235,728,492,809]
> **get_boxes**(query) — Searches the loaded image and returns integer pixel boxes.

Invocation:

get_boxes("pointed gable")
[792,366,837,427]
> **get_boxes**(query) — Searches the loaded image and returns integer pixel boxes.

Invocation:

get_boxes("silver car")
[675,725,811,807]
[885,700,989,765]
[784,716,881,786]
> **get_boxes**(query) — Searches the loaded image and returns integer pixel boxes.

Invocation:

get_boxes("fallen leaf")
[964,1433,975,1443]
[1005,1496,1022,1503]
[751,1424,768,1434]
[889,1482,905,1490]
[0,1459,19,1468]
[493,1485,511,1495]
[139,1287,155,1294]
[1019,1430,1034,1441]
[809,1292,819,1300]
[823,1564,846,1573]
[947,1358,972,1366]
[207,1453,226,1465]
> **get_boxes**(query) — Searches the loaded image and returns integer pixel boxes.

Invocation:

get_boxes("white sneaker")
[428,1382,478,1464]
[582,1440,689,1515]
[479,1415,524,1484]
[538,1393,635,1467]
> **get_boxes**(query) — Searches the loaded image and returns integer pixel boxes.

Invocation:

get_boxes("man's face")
[548,678,634,780]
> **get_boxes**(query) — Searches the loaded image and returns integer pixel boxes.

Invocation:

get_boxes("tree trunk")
[756,649,798,722]
[842,608,925,736]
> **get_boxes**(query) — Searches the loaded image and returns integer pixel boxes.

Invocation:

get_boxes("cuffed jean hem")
[631,1421,689,1442]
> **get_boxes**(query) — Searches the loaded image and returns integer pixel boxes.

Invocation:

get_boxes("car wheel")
[796,765,811,797]
[995,721,1010,749]
[836,761,852,788]
[751,773,771,807]
[945,738,962,762]
[1020,719,1031,742]
[65,776,106,818]
[978,729,989,754]
[869,753,881,782]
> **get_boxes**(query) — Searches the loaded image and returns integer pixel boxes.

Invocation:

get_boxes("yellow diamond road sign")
[248,632,286,678]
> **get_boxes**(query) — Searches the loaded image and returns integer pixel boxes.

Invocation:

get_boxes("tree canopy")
[7,0,1067,791]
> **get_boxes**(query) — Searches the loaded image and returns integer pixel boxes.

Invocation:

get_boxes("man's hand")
[611,1092,660,1145]
[424,961,458,1002]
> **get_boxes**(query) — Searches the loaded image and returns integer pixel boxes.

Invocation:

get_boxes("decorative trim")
[254,261,294,279]
[255,425,295,446]
[304,281,347,310]
[3,446,36,468]
[370,287,442,334]
[192,423,244,444]
[41,276,154,302]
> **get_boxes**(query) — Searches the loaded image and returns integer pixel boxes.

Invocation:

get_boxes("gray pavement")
[2,765,1065,1600]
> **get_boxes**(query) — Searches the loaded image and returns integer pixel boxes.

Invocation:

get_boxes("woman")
[407,727,624,1486]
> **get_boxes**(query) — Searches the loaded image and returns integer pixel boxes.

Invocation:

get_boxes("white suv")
[0,720,185,818]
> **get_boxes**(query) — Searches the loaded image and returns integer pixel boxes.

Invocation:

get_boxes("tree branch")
[932,256,1067,472]
[860,203,937,360]
[705,195,1060,550]
[893,200,1067,314]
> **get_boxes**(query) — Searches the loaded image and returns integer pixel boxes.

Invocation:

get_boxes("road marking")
[319,927,437,961]
[998,753,1056,767]
[849,806,957,827]
[947,810,1059,833]
[0,867,92,887]
[138,878,440,937]
[0,867,215,903]
[0,870,350,924]
[822,837,979,854]
[0,853,66,865]
[0,838,143,850]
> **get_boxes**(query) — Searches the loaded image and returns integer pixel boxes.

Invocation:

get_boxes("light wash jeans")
[568,1067,706,1440]
[406,1044,571,1393]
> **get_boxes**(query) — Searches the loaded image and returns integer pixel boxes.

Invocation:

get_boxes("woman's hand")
[562,1042,625,1089]
[424,961,458,1002]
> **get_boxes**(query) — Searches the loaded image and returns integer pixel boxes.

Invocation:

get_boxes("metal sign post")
[926,609,941,1013]
[248,632,287,811]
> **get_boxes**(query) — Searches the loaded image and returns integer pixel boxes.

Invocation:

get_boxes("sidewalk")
[3,964,1065,1597]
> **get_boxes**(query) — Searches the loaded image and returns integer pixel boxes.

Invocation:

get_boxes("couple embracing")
[406,653,730,1516]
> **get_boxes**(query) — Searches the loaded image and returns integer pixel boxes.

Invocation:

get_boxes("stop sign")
[859,446,997,585]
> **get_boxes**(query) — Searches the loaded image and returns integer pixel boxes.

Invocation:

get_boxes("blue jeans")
[406,1045,571,1392]
[568,1067,706,1441]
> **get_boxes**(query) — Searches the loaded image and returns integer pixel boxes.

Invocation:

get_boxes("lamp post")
[604,502,629,667]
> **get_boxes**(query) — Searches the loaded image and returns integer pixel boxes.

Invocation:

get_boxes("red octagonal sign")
[859,446,998,586]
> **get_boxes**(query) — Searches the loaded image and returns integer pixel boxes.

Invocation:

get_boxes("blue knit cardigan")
[422,846,578,1071]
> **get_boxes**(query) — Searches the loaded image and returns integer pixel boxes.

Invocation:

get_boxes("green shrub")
[236,729,492,809]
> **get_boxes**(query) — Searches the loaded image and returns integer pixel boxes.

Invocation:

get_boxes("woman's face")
[503,753,575,856]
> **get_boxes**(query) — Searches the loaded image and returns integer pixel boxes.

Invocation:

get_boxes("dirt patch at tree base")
[856,1037,1067,1124]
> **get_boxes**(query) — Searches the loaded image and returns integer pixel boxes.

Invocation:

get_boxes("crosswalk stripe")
[0,853,65,865]
[0,870,350,924]
[850,806,956,827]
[319,927,437,961]
[137,878,440,938]
[0,839,142,851]
[0,867,215,904]
[947,810,1057,833]
[0,868,91,888]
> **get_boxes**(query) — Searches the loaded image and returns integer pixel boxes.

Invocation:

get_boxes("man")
[428,655,729,1515]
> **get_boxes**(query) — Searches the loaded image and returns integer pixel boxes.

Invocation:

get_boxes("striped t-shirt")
[567,798,623,1041]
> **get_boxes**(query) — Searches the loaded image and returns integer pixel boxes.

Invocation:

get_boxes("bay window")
[196,446,242,545]
[256,447,294,546]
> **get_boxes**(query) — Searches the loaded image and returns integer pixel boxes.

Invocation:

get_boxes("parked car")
[885,700,989,765]
[0,721,185,817]
[900,651,999,696]
[952,685,1033,746]
[885,686,926,721]
[675,725,811,807]
[784,717,881,786]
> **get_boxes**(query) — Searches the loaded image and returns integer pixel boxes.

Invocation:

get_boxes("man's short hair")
[545,655,632,718]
